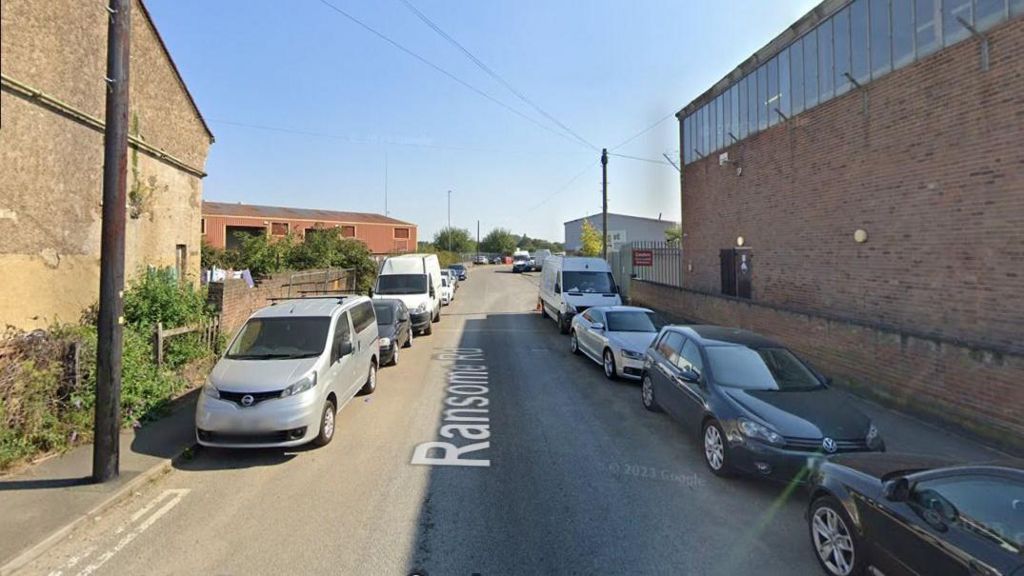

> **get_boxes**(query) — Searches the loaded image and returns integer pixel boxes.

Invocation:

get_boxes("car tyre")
[359,362,377,395]
[433,308,441,323]
[313,398,336,447]
[702,420,734,477]
[809,496,863,576]
[602,349,617,380]
[423,322,433,336]
[557,313,570,334]
[641,375,662,412]
[570,331,581,355]
[404,330,413,348]
[389,345,399,366]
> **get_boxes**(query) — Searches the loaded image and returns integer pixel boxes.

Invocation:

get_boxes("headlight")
[202,378,220,399]
[565,303,576,313]
[414,302,428,313]
[866,423,881,446]
[737,417,785,446]
[621,349,644,360]
[379,337,392,348]
[280,373,317,398]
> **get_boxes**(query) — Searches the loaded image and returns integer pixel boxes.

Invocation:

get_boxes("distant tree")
[665,226,682,243]
[480,228,518,255]
[433,227,475,253]
[578,219,603,257]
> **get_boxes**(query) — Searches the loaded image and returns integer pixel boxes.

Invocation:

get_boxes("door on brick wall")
[720,248,752,299]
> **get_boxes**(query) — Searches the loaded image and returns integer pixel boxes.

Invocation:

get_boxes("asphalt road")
[22,266,1003,576]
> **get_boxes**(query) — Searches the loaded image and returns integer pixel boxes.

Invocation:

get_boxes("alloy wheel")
[603,350,615,378]
[704,424,725,470]
[322,404,335,440]
[811,506,856,576]
[570,332,579,354]
[642,376,654,407]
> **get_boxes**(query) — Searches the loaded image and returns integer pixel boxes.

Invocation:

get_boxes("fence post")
[153,322,163,368]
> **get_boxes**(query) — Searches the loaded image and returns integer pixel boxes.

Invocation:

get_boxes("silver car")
[570,306,661,380]
[196,296,379,448]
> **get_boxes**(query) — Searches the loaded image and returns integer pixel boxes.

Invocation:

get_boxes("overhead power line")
[610,111,676,152]
[607,151,674,167]
[396,0,598,152]
[527,159,600,212]
[315,0,589,150]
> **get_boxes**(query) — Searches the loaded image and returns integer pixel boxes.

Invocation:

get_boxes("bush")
[123,267,209,329]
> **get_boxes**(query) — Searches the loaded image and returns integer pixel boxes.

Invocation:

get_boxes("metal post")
[447,190,452,253]
[93,0,131,484]
[384,152,388,216]
[476,220,480,260]
[601,148,608,259]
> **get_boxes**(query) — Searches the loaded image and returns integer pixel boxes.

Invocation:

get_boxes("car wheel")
[570,331,581,355]
[641,375,662,412]
[389,346,399,366]
[433,308,441,323]
[423,322,432,336]
[359,362,377,395]
[702,420,733,477]
[602,349,617,380]
[809,496,862,576]
[539,300,547,319]
[403,330,413,348]
[558,313,570,334]
[313,398,336,447]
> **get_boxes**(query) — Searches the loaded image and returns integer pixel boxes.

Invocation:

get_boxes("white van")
[538,256,622,333]
[196,296,379,448]
[532,249,551,271]
[373,254,442,335]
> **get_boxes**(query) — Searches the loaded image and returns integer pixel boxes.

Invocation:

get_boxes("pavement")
[3,265,1009,575]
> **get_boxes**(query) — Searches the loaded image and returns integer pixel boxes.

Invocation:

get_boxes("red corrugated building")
[202,201,417,255]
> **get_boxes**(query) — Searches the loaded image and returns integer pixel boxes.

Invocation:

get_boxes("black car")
[449,264,467,281]
[641,325,884,482]
[372,299,413,366]
[807,455,1024,576]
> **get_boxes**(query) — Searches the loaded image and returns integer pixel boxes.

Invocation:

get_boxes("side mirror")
[591,322,605,331]
[367,287,374,298]
[883,477,911,502]
[554,283,561,294]
[680,367,701,384]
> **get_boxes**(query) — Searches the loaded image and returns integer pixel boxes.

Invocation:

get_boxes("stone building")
[0,0,213,329]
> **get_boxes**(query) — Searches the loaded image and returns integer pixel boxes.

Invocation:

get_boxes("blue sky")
[146,0,819,242]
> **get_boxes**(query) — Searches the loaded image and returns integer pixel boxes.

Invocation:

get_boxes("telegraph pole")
[476,219,480,259]
[601,148,608,259]
[93,0,131,483]
[383,152,388,216]
[447,190,452,253]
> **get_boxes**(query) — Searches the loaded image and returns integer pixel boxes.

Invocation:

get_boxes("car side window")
[676,339,704,376]
[590,309,605,324]
[657,332,685,364]
[581,310,593,322]
[351,301,375,333]
[911,475,1024,549]
[332,313,352,360]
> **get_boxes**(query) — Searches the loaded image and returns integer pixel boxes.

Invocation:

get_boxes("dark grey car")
[641,325,885,482]
[373,299,413,366]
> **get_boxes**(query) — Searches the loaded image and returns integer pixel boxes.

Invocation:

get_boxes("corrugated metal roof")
[202,201,415,226]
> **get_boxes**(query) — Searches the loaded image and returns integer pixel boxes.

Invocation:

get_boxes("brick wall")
[206,269,351,337]
[679,16,1024,353]
[632,280,1024,451]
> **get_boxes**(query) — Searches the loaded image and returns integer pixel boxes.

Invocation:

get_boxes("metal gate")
[630,241,683,287]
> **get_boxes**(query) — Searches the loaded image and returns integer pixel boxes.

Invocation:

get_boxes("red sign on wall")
[633,249,653,267]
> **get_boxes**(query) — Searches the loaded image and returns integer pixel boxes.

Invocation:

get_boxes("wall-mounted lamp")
[736,236,745,247]
[853,229,868,243]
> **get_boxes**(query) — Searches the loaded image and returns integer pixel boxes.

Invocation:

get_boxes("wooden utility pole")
[601,148,608,259]
[93,0,131,483]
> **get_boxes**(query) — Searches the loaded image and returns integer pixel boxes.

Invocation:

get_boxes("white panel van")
[373,254,442,335]
[538,256,622,333]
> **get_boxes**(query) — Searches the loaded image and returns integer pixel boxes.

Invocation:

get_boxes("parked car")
[538,256,622,333]
[373,298,413,366]
[373,253,442,335]
[640,325,884,482]
[474,255,489,265]
[491,255,503,264]
[196,296,379,449]
[449,263,467,281]
[440,276,454,305]
[440,269,457,292]
[806,456,1024,576]
[570,306,661,380]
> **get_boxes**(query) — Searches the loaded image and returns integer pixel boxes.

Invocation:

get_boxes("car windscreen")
[705,346,823,391]
[562,271,616,294]
[450,265,464,271]
[226,317,330,360]
[376,274,427,295]
[605,311,659,332]
[372,303,394,325]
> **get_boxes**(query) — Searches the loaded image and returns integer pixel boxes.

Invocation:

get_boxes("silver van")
[196,296,379,448]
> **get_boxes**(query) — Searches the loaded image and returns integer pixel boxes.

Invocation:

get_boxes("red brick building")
[633,1,1024,447]
[202,201,417,255]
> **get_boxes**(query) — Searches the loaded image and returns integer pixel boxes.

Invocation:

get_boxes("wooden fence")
[153,317,220,368]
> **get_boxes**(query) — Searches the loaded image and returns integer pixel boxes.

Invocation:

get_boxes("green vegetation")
[432,226,476,254]
[201,228,378,293]
[479,228,518,255]
[0,269,218,471]
[665,225,682,243]
[578,219,603,256]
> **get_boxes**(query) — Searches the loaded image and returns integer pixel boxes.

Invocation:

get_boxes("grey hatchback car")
[196,296,379,448]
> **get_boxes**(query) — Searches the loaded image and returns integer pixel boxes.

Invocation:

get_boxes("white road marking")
[51,489,190,576]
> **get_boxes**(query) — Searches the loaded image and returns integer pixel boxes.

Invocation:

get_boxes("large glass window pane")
[834,8,852,94]
[851,0,870,83]
[974,0,1006,29]
[917,0,941,55]
[723,90,732,145]
[779,48,791,119]
[791,40,805,114]
[730,85,739,142]
[746,73,757,136]
[804,33,819,108]
[818,19,834,100]
[767,57,779,127]
[870,0,892,78]
[757,65,768,130]
[738,78,748,139]
[683,117,691,164]
[892,0,915,68]
[944,0,972,45]
[1013,0,1024,16]
[716,95,724,151]
[703,104,710,154]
